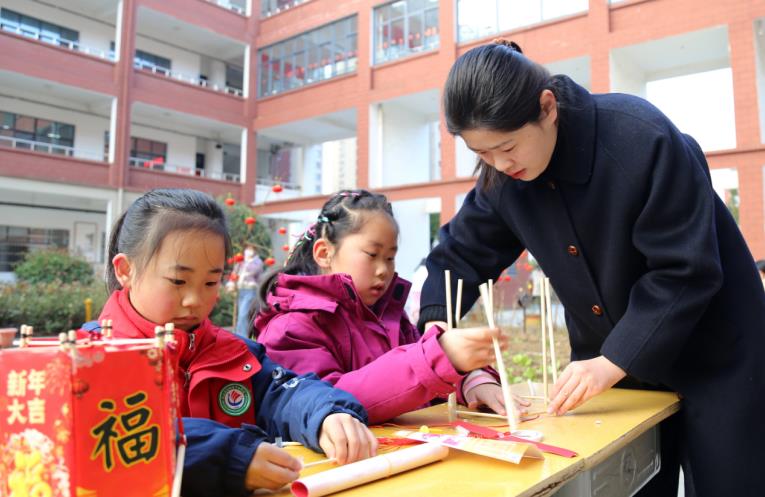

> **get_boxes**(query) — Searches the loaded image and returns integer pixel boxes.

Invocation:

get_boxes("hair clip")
[317,215,330,223]
[338,191,362,198]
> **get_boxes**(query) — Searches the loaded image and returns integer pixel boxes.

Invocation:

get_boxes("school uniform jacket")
[94,289,367,497]
[418,76,765,495]
[255,273,469,424]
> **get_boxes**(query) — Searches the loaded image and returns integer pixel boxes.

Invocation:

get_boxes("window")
[222,143,241,177]
[374,0,439,64]
[0,8,79,47]
[134,49,172,73]
[456,0,588,43]
[257,16,357,97]
[260,0,308,18]
[226,64,244,91]
[0,225,69,272]
[130,137,167,168]
[0,111,75,152]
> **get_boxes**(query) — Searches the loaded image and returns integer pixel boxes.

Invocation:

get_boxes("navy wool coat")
[419,76,765,495]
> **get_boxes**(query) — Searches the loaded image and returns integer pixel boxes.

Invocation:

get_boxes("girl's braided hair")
[258,189,396,306]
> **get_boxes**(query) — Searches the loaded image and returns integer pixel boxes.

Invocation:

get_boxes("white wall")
[455,134,477,178]
[380,103,431,187]
[135,36,200,77]
[131,122,196,167]
[609,53,646,97]
[391,198,438,283]
[646,69,736,151]
[0,95,109,160]
[755,19,765,144]
[1,0,117,57]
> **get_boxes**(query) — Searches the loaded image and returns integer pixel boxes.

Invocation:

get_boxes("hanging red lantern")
[224,197,235,207]
[265,257,276,266]
[245,216,256,225]
[278,227,287,235]
[227,257,234,265]
[282,244,290,252]
[233,253,244,263]
[524,263,533,272]
[272,184,283,193]
[503,276,512,282]
[229,273,239,281]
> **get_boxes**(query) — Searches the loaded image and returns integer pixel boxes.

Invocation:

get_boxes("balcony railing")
[0,20,114,61]
[130,157,241,182]
[134,60,244,97]
[203,0,247,16]
[0,135,105,161]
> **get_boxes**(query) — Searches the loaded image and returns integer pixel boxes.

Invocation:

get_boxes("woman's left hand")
[465,383,530,416]
[548,356,626,416]
[318,413,378,465]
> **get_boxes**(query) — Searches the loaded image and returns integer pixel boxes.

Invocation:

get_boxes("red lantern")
[524,263,533,272]
[229,273,239,281]
[224,197,235,207]
[278,227,287,235]
[245,216,256,225]
[234,253,244,263]
[265,257,276,266]
[503,276,512,282]
[272,184,283,193]
[227,257,234,265]
[282,244,290,252]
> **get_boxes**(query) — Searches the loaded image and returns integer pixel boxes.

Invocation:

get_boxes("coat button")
[567,245,579,256]
[591,305,603,316]
[243,364,252,372]
[547,181,557,190]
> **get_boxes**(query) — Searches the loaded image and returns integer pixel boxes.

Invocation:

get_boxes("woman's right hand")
[244,442,302,491]
[436,326,505,373]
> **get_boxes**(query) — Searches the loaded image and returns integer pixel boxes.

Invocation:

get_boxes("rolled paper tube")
[291,443,449,497]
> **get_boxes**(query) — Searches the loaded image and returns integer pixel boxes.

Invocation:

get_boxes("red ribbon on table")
[451,420,578,458]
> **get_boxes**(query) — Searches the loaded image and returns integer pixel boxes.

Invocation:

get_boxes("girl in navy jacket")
[419,40,765,496]
[98,188,376,497]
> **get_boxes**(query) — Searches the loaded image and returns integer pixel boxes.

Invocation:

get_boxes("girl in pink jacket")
[255,190,529,424]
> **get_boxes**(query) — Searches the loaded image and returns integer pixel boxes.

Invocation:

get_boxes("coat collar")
[99,289,257,379]
[257,272,411,323]
[502,75,595,192]
[541,75,597,185]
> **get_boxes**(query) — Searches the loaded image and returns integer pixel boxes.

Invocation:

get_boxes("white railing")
[134,60,244,97]
[0,135,105,161]
[130,157,241,183]
[204,0,247,15]
[0,20,115,61]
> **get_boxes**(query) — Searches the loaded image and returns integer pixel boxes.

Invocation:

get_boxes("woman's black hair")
[106,188,232,292]
[258,189,397,306]
[443,40,565,190]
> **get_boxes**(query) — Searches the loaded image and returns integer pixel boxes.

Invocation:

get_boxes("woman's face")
[460,90,558,182]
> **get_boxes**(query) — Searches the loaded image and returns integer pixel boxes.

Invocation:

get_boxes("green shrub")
[209,288,235,329]
[0,281,108,335]
[14,249,95,285]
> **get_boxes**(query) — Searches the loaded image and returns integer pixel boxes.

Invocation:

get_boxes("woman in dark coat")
[418,40,765,497]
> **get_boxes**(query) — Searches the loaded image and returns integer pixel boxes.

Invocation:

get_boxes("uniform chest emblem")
[218,383,251,416]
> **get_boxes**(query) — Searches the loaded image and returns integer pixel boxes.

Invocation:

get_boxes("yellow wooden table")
[275,388,680,497]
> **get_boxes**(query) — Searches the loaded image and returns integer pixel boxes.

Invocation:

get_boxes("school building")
[1,0,764,284]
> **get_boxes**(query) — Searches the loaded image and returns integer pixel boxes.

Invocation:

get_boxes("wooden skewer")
[302,457,337,469]
[455,409,507,420]
[544,278,558,383]
[455,278,463,326]
[478,283,518,432]
[444,270,453,331]
[540,277,549,408]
